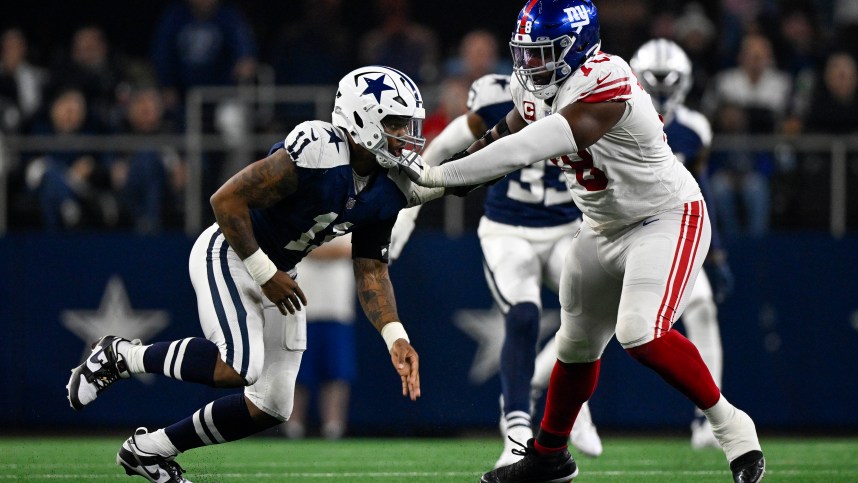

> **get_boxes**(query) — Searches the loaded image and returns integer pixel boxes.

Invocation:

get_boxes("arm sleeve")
[433,113,577,187]
[422,115,477,166]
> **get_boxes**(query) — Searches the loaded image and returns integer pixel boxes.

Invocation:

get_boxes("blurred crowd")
[2,0,858,234]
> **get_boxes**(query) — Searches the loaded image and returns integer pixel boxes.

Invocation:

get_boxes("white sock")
[117,340,147,374]
[136,429,180,458]
[704,396,762,461]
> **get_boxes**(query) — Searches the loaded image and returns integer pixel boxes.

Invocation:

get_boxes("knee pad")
[615,312,652,349]
[555,330,600,363]
[244,350,302,421]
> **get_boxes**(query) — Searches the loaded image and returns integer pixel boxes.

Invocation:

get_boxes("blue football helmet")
[333,66,426,169]
[510,0,601,99]
[629,39,693,119]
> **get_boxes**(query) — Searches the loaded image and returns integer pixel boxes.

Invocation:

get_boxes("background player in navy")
[66,66,444,482]
[630,38,735,449]
[390,73,603,466]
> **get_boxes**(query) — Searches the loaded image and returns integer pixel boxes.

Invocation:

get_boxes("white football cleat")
[570,402,603,457]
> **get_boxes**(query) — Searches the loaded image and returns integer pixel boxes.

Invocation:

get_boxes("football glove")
[396,150,439,186]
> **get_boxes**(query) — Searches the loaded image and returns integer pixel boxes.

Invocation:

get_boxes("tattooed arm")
[210,148,307,314]
[210,148,297,257]
[354,257,421,400]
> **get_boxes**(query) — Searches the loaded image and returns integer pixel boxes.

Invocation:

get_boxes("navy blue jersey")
[249,120,442,271]
[469,74,581,227]
[664,105,711,167]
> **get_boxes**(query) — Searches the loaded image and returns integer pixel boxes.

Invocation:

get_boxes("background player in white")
[390,73,602,466]
[66,66,442,482]
[630,38,734,449]
[397,1,765,482]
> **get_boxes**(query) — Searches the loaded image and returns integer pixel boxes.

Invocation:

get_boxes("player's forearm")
[211,196,259,258]
[430,114,577,187]
[354,257,400,333]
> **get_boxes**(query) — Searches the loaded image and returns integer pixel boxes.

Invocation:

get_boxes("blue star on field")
[326,127,344,153]
[361,74,394,102]
[493,76,509,90]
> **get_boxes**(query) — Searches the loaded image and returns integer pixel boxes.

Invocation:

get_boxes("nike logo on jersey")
[597,73,611,84]
[642,218,659,226]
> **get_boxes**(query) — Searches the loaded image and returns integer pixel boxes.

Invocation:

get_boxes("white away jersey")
[510,52,702,234]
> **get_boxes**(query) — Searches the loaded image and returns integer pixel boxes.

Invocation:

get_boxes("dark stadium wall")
[1,231,856,433]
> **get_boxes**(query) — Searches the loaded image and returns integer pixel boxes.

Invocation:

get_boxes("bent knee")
[555,331,601,363]
[616,313,654,349]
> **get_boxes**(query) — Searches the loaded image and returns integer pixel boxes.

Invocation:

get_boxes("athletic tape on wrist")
[243,248,278,286]
[381,321,410,351]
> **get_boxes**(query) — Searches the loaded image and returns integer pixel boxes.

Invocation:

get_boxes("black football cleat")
[481,437,578,483]
[730,450,765,483]
[66,335,136,410]
[117,427,191,482]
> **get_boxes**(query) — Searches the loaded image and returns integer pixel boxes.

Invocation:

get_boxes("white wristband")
[381,321,410,351]
[243,248,278,286]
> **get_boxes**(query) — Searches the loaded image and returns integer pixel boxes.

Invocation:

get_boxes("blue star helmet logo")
[361,74,395,103]
[325,127,344,153]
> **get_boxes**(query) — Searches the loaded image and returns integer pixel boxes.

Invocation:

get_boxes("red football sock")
[626,329,720,409]
[535,359,600,453]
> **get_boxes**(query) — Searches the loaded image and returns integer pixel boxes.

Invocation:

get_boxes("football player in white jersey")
[396,2,765,482]
[390,73,603,466]
[66,66,444,482]
[629,38,735,450]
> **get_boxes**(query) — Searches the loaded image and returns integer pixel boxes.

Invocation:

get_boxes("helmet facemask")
[511,35,599,100]
[637,69,689,117]
[373,115,425,169]
[511,35,574,99]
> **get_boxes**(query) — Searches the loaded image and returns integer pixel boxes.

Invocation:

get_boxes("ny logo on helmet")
[564,6,591,30]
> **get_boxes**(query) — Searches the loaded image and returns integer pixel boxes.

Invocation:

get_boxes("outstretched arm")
[210,148,307,314]
[354,257,421,400]
[404,101,625,188]
[389,110,495,262]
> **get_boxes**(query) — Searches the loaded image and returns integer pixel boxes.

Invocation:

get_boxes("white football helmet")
[629,39,692,118]
[332,66,426,169]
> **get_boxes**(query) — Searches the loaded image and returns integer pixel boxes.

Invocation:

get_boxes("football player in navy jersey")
[629,38,735,450]
[390,73,603,466]
[66,66,445,482]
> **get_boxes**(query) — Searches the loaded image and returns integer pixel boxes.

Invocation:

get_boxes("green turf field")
[1,435,856,481]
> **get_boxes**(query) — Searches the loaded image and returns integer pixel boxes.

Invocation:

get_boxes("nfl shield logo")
[346,198,356,209]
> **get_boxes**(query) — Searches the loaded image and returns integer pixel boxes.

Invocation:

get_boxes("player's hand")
[706,249,734,304]
[397,152,442,187]
[389,339,421,400]
[261,271,307,315]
